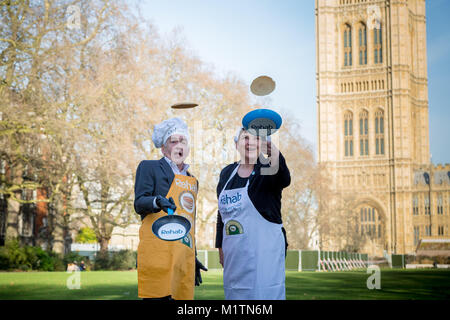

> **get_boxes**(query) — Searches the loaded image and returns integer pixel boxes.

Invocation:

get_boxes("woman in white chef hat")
[134,117,207,300]
[215,127,291,300]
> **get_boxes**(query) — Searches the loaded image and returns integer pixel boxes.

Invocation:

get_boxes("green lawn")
[0,269,449,300]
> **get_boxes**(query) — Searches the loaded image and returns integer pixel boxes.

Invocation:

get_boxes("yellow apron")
[137,174,197,299]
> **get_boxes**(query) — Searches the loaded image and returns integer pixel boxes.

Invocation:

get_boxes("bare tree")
[2,0,354,257]
[0,0,120,252]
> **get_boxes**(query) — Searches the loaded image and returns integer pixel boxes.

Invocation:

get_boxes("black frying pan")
[152,208,191,241]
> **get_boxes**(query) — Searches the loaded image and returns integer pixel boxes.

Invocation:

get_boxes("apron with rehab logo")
[138,174,197,299]
[218,164,286,300]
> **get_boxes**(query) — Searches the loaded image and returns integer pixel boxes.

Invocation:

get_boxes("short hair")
[234,127,268,143]
[233,127,245,143]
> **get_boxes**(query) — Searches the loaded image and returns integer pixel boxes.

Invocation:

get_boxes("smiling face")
[235,130,262,164]
[162,134,190,165]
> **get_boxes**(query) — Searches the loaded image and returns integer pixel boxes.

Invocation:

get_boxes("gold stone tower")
[316,0,450,256]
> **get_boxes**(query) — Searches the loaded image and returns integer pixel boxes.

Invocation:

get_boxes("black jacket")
[134,158,196,221]
[215,152,291,249]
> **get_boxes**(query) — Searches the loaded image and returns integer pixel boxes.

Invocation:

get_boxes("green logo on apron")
[225,220,244,235]
[180,233,193,248]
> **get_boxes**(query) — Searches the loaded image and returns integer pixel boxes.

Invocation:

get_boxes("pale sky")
[138,0,450,165]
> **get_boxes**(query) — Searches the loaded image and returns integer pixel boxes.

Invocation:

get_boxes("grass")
[0,269,449,300]
[0,270,139,300]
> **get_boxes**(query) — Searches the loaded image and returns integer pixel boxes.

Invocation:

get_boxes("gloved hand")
[155,195,177,213]
[195,258,208,286]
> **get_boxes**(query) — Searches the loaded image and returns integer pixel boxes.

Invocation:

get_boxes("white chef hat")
[152,117,190,148]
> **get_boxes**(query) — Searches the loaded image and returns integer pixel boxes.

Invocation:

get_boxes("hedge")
[0,240,137,271]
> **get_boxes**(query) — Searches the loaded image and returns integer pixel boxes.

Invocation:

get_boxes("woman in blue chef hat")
[215,127,291,300]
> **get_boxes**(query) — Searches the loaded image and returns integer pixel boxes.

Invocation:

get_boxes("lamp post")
[423,172,431,236]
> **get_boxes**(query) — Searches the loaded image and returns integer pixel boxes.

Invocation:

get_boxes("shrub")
[93,251,111,270]
[38,249,56,271]
[0,247,9,269]
[63,251,85,266]
[24,246,47,270]
[48,251,65,271]
[0,240,136,271]
[63,251,90,271]
[109,250,136,270]
[5,240,28,269]
[0,240,66,271]
[92,250,137,271]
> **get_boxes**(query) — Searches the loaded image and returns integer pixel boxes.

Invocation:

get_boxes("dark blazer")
[134,158,195,220]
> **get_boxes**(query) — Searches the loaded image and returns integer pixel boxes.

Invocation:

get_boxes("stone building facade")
[315,0,450,255]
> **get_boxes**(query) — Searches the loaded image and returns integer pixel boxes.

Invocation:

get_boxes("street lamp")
[423,172,431,236]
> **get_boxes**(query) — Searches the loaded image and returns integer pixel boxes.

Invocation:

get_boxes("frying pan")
[242,108,282,137]
[152,208,191,241]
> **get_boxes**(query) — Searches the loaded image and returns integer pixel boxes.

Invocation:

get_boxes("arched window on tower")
[375,109,385,155]
[374,25,382,64]
[344,24,352,67]
[357,206,383,240]
[358,23,367,65]
[359,110,369,156]
[344,111,354,157]
[412,194,419,215]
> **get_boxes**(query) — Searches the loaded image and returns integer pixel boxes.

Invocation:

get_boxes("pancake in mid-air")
[250,76,276,96]
[171,102,199,109]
